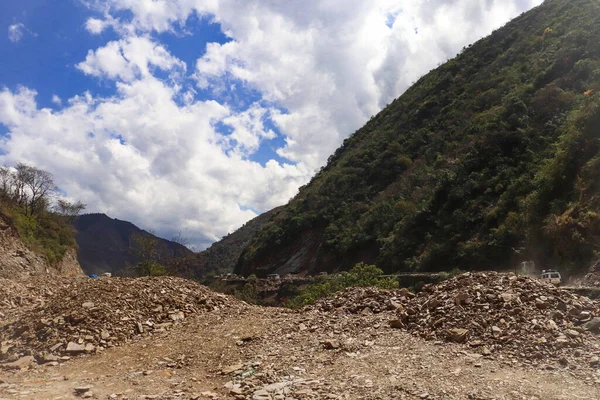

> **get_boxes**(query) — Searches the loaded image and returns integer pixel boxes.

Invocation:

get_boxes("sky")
[0,0,544,250]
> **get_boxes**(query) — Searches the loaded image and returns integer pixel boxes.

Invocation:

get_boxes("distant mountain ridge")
[235,0,600,277]
[74,213,192,275]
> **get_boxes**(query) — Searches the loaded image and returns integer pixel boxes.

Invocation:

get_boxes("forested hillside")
[236,0,600,277]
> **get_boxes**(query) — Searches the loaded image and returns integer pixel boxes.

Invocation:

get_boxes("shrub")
[283,263,398,308]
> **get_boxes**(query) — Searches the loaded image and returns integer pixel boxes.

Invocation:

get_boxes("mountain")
[73,213,193,275]
[176,207,283,280]
[236,0,600,277]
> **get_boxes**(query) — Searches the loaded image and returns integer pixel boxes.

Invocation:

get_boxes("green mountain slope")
[236,0,600,277]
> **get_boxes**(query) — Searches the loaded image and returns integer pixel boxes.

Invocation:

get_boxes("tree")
[130,232,166,276]
[15,163,57,216]
[56,199,87,222]
[0,167,15,202]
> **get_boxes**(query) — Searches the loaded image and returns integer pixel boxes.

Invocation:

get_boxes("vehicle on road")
[540,269,561,286]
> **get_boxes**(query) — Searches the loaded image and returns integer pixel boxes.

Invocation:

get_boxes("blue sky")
[1,0,289,166]
[0,0,543,249]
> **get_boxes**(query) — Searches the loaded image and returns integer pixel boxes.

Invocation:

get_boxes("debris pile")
[391,272,600,368]
[0,276,242,364]
[310,286,414,314]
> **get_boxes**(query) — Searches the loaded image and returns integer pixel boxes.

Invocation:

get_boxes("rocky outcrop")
[0,215,83,280]
[55,247,84,277]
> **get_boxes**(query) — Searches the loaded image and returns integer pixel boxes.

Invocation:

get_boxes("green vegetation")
[283,263,398,308]
[240,0,600,276]
[235,282,260,304]
[129,232,167,276]
[0,163,84,263]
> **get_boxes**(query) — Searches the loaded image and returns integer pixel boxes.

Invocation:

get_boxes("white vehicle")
[540,269,561,286]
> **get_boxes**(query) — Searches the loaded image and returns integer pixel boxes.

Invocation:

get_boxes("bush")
[235,283,259,304]
[283,263,398,308]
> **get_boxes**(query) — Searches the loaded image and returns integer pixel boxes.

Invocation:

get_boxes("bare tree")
[56,199,87,222]
[15,163,57,216]
[13,164,29,206]
[0,167,12,200]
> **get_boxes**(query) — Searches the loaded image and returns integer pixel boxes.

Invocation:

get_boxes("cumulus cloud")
[0,0,544,248]
[8,23,26,43]
[85,18,108,34]
[189,0,544,167]
[0,81,308,248]
[77,36,186,82]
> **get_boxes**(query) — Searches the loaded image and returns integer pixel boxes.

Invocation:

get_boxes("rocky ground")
[2,273,600,399]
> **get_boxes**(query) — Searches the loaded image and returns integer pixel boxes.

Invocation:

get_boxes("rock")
[559,357,569,366]
[66,342,86,354]
[590,356,600,367]
[535,298,547,309]
[582,317,600,332]
[389,319,404,329]
[40,353,59,363]
[0,356,35,370]
[74,386,91,396]
[0,341,12,357]
[448,328,469,343]
[565,329,580,338]
[169,311,185,321]
[454,293,472,306]
[252,389,271,400]
[221,363,244,374]
[491,326,502,338]
[322,339,340,349]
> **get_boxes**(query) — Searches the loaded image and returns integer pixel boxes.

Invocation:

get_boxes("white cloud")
[51,95,62,105]
[188,0,544,168]
[8,23,26,43]
[0,0,545,248]
[85,18,108,34]
[0,80,308,248]
[76,36,186,82]
[221,104,277,155]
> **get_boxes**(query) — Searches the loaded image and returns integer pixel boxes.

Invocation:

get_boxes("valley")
[2,0,600,398]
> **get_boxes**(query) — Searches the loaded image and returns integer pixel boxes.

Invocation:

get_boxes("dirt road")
[2,304,599,400]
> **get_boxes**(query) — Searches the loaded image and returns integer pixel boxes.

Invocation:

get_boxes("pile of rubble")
[310,286,414,314]
[391,272,600,368]
[0,276,242,365]
[0,278,26,310]
[0,276,69,311]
